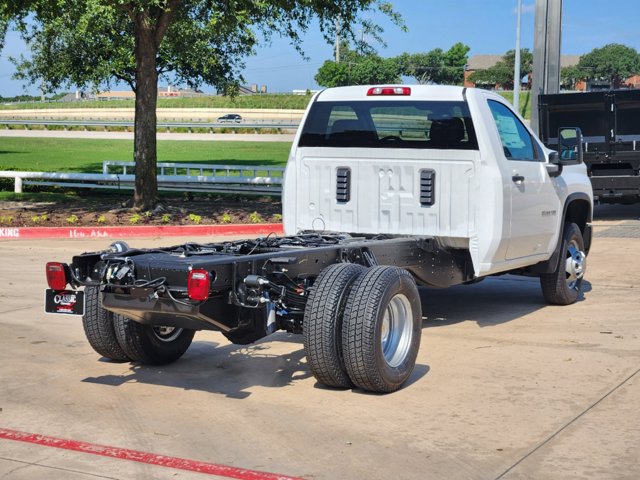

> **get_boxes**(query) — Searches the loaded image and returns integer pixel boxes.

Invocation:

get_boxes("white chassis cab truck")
[45,85,593,393]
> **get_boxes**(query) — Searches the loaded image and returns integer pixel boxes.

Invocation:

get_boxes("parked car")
[217,113,242,123]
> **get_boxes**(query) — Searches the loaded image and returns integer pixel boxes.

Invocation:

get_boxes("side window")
[488,100,537,161]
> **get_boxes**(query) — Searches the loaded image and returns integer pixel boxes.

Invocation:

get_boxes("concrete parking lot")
[0,205,639,479]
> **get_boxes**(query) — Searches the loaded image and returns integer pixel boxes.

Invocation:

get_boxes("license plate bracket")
[44,289,85,316]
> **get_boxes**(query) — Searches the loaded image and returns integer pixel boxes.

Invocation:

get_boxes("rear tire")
[540,222,586,305]
[113,315,195,365]
[303,263,367,388]
[342,266,422,393]
[82,286,129,361]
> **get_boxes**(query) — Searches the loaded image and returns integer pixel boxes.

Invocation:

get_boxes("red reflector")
[367,87,411,96]
[46,262,68,290]
[188,269,210,301]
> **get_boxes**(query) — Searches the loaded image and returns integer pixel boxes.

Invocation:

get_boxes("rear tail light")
[46,262,68,290]
[188,269,210,301]
[367,87,411,96]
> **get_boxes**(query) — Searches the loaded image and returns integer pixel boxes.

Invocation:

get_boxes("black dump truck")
[539,89,640,204]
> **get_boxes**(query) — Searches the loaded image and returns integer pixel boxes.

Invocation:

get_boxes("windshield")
[298,100,478,150]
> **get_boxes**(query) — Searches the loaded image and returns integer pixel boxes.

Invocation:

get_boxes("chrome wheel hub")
[152,326,183,342]
[380,294,413,368]
[565,241,586,290]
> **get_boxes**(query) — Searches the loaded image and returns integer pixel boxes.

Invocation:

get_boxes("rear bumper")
[101,290,237,332]
[590,175,640,203]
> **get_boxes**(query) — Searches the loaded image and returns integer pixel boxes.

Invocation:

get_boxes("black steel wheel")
[342,266,422,393]
[303,263,367,388]
[540,222,586,305]
[82,286,129,361]
[113,315,195,365]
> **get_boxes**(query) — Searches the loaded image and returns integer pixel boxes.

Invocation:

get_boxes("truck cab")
[283,85,593,278]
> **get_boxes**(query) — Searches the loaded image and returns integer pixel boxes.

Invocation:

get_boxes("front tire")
[540,222,587,305]
[113,315,195,365]
[303,263,367,389]
[342,266,422,393]
[82,286,129,361]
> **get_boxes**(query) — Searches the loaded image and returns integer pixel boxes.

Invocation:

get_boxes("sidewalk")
[0,223,284,240]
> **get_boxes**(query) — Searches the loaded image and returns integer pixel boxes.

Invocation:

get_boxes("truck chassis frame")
[68,233,473,342]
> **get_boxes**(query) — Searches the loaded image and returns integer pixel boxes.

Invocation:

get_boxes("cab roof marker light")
[367,87,411,96]
[46,262,68,290]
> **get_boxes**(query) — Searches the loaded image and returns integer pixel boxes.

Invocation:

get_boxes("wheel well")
[564,198,592,253]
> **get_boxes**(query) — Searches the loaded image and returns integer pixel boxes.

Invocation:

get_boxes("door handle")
[512,174,525,184]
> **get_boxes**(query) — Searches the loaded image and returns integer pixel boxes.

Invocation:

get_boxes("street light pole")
[514,0,522,114]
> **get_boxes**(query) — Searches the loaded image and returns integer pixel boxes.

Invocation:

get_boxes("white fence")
[0,161,284,196]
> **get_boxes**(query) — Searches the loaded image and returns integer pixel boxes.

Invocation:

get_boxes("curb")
[0,223,284,240]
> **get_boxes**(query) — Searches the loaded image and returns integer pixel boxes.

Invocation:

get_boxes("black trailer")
[539,89,640,204]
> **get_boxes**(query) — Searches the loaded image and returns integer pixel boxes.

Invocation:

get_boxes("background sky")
[1,0,639,96]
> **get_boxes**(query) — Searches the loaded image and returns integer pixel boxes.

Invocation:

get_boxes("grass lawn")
[1,91,532,118]
[0,94,313,111]
[0,137,292,173]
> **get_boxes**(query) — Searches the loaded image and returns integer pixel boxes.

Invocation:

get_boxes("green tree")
[315,43,400,87]
[0,1,32,50]
[396,49,444,84]
[560,65,582,90]
[441,42,470,85]
[575,43,640,87]
[8,1,401,209]
[468,48,532,89]
[397,43,469,85]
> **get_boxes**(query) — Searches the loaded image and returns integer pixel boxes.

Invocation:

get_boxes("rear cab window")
[299,100,478,150]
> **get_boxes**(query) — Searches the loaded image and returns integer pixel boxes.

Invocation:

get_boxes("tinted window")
[298,100,478,150]
[488,100,537,161]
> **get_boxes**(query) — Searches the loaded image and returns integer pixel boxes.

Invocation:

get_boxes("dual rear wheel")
[82,286,194,365]
[304,264,422,393]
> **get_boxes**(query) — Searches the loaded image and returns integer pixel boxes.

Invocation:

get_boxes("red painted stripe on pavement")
[0,428,301,480]
[0,223,283,240]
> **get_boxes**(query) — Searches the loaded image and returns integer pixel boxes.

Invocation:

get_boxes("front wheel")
[540,222,587,305]
[113,315,195,365]
[342,266,422,393]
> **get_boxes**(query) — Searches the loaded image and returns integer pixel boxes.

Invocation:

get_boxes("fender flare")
[529,193,592,274]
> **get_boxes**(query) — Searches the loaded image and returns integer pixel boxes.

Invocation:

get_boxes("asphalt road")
[0,209,639,479]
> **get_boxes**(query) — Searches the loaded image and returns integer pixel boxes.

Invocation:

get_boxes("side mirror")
[558,127,584,165]
[546,151,562,177]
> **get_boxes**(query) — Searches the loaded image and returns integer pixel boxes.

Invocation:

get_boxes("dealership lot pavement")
[0,206,639,479]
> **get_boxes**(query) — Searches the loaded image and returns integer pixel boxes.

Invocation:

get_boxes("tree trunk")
[133,21,159,211]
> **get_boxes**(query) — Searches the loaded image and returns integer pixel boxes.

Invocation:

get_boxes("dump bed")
[539,90,640,203]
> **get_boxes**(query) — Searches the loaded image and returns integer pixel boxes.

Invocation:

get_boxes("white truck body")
[283,85,593,279]
[49,85,594,393]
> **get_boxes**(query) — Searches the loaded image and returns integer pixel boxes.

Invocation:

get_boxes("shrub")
[66,214,78,224]
[188,213,202,224]
[248,211,263,224]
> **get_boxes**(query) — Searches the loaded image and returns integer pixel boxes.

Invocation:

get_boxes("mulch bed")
[0,194,282,228]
